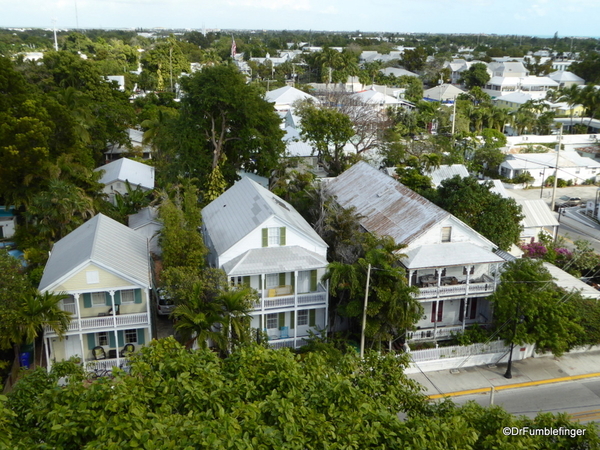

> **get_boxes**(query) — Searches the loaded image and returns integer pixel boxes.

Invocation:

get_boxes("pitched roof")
[351,88,400,105]
[548,71,584,83]
[325,161,450,245]
[223,246,328,276]
[423,84,465,101]
[94,158,155,190]
[425,164,470,188]
[39,214,150,292]
[128,206,160,230]
[516,199,559,228]
[265,86,318,108]
[202,177,326,256]
[403,242,505,269]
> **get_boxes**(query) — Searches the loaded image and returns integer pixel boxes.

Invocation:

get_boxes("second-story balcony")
[44,312,149,337]
[252,283,328,311]
[412,274,495,300]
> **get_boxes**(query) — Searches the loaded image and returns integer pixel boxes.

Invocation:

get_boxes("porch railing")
[268,337,309,349]
[408,340,508,363]
[406,325,464,342]
[43,312,149,337]
[412,277,495,300]
[252,291,327,311]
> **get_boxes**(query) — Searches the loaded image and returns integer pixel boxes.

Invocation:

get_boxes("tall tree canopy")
[427,175,524,250]
[166,64,284,197]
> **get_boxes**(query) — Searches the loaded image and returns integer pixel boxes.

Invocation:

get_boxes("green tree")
[401,47,428,73]
[490,258,584,356]
[460,62,491,89]
[429,175,524,250]
[141,36,190,92]
[296,102,355,176]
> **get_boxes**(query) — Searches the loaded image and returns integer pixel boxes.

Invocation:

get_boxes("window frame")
[97,332,109,347]
[92,292,106,307]
[268,227,280,246]
[297,310,309,326]
[124,329,138,344]
[266,313,278,329]
[120,289,135,304]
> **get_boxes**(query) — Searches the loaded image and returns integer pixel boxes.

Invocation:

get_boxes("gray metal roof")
[223,246,328,276]
[202,177,326,255]
[39,214,150,292]
[403,242,504,269]
[325,161,450,245]
[516,199,559,229]
[426,164,470,188]
[128,206,160,230]
[543,262,600,300]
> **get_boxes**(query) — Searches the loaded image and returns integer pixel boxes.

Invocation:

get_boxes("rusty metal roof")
[326,162,450,245]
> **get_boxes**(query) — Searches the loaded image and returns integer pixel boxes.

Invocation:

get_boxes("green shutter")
[134,289,142,304]
[279,273,286,286]
[279,312,285,328]
[279,227,286,245]
[137,329,146,345]
[262,228,268,247]
[310,270,317,291]
[117,331,124,347]
[243,276,250,287]
[114,291,121,305]
[109,332,116,349]
[87,334,96,350]
[290,311,295,329]
[291,272,295,293]
[309,309,316,327]
[105,292,111,306]
[83,293,92,308]
[259,275,262,290]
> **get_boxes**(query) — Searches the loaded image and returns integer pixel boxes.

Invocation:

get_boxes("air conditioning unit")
[590,135,596,140]
[523,137,528,141]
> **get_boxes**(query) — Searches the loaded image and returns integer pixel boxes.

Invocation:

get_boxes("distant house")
[425,164,470,188]
[423,84,465,103]
[94,158,155,205]
[379,67,419,78]
[0,206,16,239]
[483,76,559,99]
[128,207,162,255]
[265,86,319,112]
[514,199,559,242]
[105,128,153,162]
[39,214,152,372]
[326,162,507,343]
[202,178,329,349]
[548,71,585,88]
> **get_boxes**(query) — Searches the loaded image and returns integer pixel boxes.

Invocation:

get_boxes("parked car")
[156,289,175,316]
[562,197,582,207]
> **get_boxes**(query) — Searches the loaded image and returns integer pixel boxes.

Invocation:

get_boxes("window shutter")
[259,275,263,290]
[134,289,142,304]
[114,291,121,305]
[105,292,111,306]
[431,302,437,323]
[437,301,444,322]
[262,228,268,247]
[109,332,116,349]
[290,311,295,329]
[279,273,286,286]
[279,312,285,328]
[83,293,92,308]
[137,329,146,345]
[279,227,286,245]
[87,334,96,350]
[290,272,295,293]
[309,309,316,327]
[442,227,452,242]
[117,331,124,347]
[459,299,465,322]
[243,276,250,287]
[310,270,317,291]
[470,298,478,320]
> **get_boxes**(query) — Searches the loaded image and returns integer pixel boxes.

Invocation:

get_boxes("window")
[266,313,278,329]
[441,227,452,243]
[431,301,444,323]
[86,271,99,284]
[121,290,135,304]
[297,310,309,326]
[266,273,279,288]
[92,292,106,307]
[125,329,138,344]
[268,227,280,246]
[97,332,109,347]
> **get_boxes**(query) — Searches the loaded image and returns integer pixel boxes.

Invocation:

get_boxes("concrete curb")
[428,372,600,399]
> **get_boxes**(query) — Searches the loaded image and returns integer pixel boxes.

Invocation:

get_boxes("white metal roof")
[426,164,469,188]
[403,242,505,269]
[543,262,600,300]
[423,84,465,101]
[202,177,326,256]
[516,199,559,229]
[502,152,600,170]
[223,246,328,276]
[39,214,150,292]
[265,86,319,108]
[94,158,155,190]
[128,206,160,230]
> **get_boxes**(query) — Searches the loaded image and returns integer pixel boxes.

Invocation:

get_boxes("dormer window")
[441,226,452,243]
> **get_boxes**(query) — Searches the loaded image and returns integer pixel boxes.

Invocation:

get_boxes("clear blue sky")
[1,0,599,38]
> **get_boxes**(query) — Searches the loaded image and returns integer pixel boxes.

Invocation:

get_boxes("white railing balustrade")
[413,280,495,300]
[407,325,465,341]
[43,312,149,336]
[269,337,309,349]
[408,340,508,363]
[253,291,327,310]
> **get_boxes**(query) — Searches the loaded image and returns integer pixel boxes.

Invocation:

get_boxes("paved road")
[450,377,600,424]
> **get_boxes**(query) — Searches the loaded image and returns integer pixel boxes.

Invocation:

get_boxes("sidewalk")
[407,350,600,399]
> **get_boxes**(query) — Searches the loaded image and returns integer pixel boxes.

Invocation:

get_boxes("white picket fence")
[409,340,509,363]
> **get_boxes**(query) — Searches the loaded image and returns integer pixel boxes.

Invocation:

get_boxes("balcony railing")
[268,337,309,349]
[44,312,149,337]
[407,325,464,342]
[412,276,495,300]
[252,291,327,311]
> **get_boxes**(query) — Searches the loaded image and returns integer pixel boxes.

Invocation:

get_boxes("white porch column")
[293,270,298,347]
[44,337,51,373]
[462,266,472,331]
[79,333,86,367]
[145,287,151,342]
[408,270,413,287]
[74,293,82,332]
[109,290,120,368]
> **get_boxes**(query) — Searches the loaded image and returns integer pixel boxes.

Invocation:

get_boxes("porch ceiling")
[403,242,504,270]
[223,246,328,276]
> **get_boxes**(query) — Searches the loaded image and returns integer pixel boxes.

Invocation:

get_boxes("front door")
[64,336,81,360]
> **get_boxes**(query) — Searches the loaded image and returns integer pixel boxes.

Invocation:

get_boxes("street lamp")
[539,167,546,199]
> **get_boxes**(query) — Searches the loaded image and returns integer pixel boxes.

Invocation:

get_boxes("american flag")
[231,36,237,58]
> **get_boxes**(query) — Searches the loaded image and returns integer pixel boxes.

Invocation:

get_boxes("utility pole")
[504,304,520,379]
[52,19,58,51]
[359,264,372,359]
[550,124,563,212]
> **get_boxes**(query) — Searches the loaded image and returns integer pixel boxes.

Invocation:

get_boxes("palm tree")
[217,287,255,355]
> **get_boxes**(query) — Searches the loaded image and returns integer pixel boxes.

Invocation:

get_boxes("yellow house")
[39,214,152,372]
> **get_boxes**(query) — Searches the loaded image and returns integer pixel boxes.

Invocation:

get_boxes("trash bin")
[19,352,30,368]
